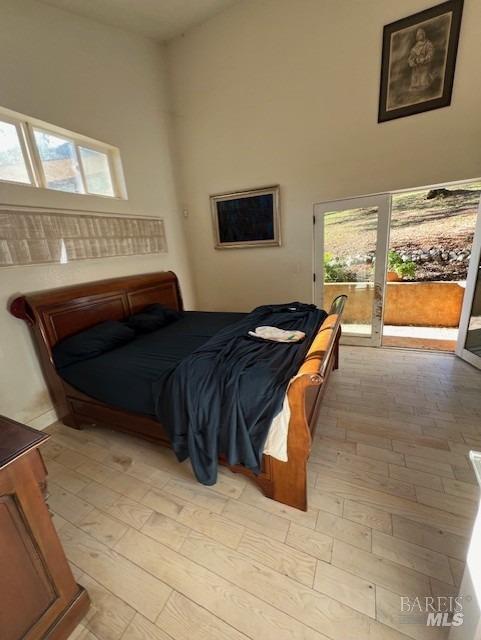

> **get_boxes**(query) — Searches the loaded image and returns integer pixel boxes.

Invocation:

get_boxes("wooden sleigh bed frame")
[10,271,346,511]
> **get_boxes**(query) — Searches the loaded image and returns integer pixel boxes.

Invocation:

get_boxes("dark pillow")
[53,320,135,369]
[126,304,181,334]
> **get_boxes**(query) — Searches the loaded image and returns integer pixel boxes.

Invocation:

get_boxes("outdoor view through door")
[384,181,481,351]
[314,180,481,352]
[314,194,390,347]
[323,207,380,339]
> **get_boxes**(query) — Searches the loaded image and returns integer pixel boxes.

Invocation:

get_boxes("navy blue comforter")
[154,303,326,485]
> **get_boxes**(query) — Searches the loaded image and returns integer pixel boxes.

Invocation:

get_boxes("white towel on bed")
[263,393,290,461]
[263,373,303,461]
[248,326,305,343]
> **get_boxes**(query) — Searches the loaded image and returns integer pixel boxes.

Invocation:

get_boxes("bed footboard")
[256,297,346,510]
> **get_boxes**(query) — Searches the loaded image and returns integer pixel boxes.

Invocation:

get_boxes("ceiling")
[38,0,239,42]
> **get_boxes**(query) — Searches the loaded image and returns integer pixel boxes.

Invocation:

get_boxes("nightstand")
[0,414,89,640]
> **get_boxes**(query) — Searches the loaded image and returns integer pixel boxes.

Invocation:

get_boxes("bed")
[10,271,346,511]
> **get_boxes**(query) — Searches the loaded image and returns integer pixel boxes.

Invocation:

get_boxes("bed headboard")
[10,271,183,348]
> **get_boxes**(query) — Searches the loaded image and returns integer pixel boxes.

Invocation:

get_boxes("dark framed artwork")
[211,185,281,249]
[378,0,463,122]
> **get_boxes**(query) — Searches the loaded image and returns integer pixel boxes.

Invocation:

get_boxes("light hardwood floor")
[42,346,481,640]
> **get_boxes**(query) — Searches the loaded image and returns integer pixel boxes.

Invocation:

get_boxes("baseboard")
[27,408,58,431]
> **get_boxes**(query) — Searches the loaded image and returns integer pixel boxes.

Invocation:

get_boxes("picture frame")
[378,0,463,123]
[211,185,281,249]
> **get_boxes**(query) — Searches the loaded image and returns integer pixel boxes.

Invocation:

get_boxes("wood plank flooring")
[42,346,481,640]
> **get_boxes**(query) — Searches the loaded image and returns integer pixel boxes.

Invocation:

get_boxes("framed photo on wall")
[378,0,464,122]
[211,185,281,249]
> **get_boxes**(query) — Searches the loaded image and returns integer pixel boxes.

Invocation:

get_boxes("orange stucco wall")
[324,282,465,327]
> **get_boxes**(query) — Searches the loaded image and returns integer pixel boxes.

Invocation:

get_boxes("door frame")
[456,197,481,370]
[313,194,391,347]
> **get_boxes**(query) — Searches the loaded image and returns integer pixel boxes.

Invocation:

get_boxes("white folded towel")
[248,326,305,343]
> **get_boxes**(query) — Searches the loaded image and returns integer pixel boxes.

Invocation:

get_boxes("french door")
[314,194,391,347]
[456,197,481,370]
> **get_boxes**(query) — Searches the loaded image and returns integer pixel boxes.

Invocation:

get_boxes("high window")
[0,106,126,199]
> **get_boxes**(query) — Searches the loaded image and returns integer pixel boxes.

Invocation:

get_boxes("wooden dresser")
[0,414,89,640]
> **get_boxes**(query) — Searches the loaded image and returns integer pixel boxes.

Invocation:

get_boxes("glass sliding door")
[457,198,481,370]
[314,194,391,346]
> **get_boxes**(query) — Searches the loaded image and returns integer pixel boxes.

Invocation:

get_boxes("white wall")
[0,0,193,426]
[167,0,481,312]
